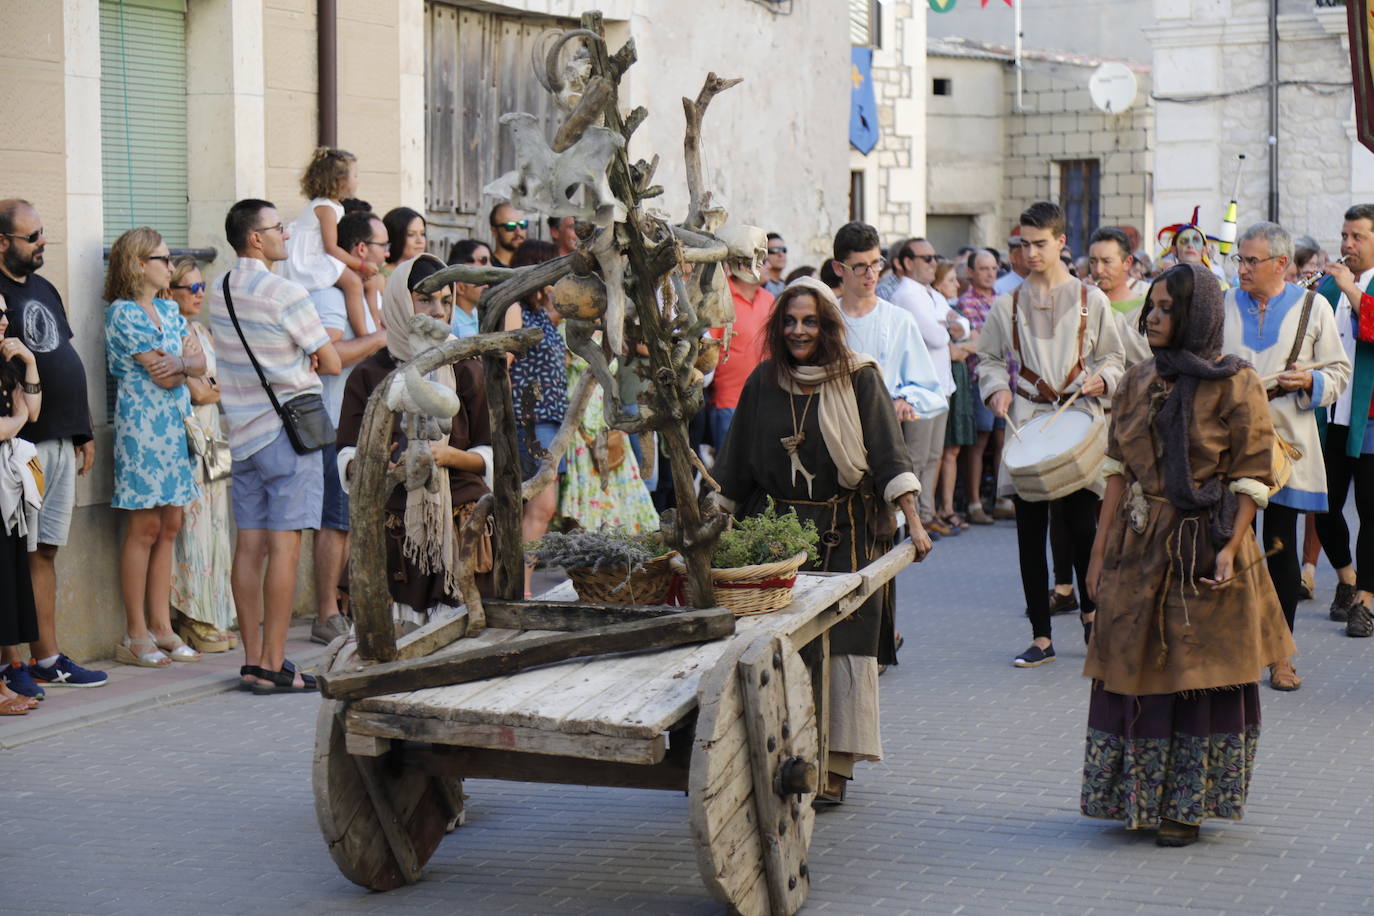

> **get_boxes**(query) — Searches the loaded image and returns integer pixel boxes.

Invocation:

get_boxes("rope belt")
[775,492,859,571]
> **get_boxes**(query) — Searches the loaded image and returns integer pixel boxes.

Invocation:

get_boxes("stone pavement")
[4,519,1374,914]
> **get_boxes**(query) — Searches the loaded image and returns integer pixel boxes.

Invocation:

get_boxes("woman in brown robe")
[1084,263,1295,846]
[336,254,493,630]
[711,277,932,802]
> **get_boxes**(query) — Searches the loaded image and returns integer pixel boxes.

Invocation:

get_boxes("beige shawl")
[382,255,461,596]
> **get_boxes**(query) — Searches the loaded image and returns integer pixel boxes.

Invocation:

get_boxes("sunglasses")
[768,246,787,254]
[910,253,937,263]
[172,281,207,294]
[492,220,529,231]
[3,228,44,244]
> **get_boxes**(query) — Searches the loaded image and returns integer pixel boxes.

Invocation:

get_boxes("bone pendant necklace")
[782,389,818,497]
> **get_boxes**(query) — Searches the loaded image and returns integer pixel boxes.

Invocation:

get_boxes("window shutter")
[100,0,189,246]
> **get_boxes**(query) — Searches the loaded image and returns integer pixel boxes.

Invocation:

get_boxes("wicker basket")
[672,551,809,616]
[568,553,676,605]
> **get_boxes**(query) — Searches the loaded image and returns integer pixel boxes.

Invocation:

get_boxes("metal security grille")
[1058,159,1101,259]
[849,0,881,48]
[99,0,189,247]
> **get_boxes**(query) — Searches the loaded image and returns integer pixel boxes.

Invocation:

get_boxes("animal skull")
[714,222,768,284]
[483,112,626,226]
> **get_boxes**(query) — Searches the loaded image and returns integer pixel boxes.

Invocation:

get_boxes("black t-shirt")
[0,271,93,445]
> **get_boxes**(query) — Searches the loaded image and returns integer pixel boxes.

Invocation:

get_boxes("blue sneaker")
[2,662,46,700]
[31,654,108,688]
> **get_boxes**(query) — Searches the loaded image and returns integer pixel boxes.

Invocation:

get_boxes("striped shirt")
[207,257,331,459]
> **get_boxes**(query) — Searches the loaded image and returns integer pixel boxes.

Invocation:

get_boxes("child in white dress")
[284,147,378,336]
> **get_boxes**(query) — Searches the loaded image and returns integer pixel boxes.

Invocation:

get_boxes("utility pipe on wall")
[318,0,338,147]
[1267,0,1279,222]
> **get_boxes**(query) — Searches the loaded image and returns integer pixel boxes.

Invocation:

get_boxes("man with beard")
[0,199,107,697]
[488,202,528,268]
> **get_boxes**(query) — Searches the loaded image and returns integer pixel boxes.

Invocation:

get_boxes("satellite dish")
[1088,62,1138,115]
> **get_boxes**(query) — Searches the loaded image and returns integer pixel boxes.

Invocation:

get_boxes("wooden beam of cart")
[318,607,736,702]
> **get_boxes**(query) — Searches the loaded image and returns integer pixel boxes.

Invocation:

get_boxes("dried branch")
[683,73,742,230]
[552,76,615,152]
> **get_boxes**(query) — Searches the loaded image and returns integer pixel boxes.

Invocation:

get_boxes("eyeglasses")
[837,258,886,277]
[492,220,529,231]
[768,246,787,254]
[145,255,172,264]
[2,228,43,244]
[1228,254,1279,269]
[171,281,207,294]
[365,240,389,250]
[254,223,285,235]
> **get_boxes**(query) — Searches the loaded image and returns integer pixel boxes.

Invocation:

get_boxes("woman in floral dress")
[557,330,660,534]
[166,257,236,652]
[1083,263,1295,846]
[104,228,206,667]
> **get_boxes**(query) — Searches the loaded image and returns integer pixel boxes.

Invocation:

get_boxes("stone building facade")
[1146,0,1363,252]
[849,1,928,244]
[925,37,1154,256]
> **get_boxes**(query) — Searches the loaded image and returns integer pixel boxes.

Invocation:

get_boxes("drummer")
[1220,221,1350,691]
[975,201,1124,667]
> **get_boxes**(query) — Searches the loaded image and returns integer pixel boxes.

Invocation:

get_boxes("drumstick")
[1004,416,1023,441]
[1205,538,1284,587]
[1041,369,1102,432]
[1259,359,1341,385]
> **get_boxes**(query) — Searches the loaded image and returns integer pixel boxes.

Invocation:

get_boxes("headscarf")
[773,276,879,493]
[381,253,462,595]
[1150,262,1250,542]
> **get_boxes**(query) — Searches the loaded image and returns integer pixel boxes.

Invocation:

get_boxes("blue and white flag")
[850,46,879,155]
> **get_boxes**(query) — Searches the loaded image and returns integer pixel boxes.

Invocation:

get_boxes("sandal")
[239,665,265,692]
[813,772,848,808]
[153,632,203,662]
[0,695,30,715]
[251,659,318,695]
[114,634,172,668]
[176,617,231,654]
[1156,818,1200,847]
[940,511,969,531]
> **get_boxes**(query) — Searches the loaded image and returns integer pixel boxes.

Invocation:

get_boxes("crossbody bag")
[220,274,334,455]
[1265,289,1317,494]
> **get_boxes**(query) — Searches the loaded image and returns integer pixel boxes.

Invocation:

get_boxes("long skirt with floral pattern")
[1081,681,1261,829]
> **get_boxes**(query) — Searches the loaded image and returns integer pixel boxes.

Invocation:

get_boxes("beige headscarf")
[773,276,879,494]
[382,254,461,596]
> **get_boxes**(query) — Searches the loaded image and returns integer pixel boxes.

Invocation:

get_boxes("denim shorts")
[320,443,349,531]
[28,438,76,550]
[970,378,1005,433]
[517,420,567,478]
[230,428,324,531]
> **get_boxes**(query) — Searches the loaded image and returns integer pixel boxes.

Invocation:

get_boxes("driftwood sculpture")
[413,12,747,619]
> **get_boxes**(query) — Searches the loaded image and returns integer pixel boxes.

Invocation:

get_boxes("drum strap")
[1266,289,1316,402]
[1011,284,1089,404]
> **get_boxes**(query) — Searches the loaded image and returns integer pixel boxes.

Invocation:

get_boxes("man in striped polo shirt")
[209,199,340,694]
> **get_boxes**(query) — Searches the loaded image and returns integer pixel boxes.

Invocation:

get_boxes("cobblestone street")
[4,517,1373,915]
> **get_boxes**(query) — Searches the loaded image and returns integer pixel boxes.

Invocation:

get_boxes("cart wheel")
[689,634,818,916]
[312,651,464,890]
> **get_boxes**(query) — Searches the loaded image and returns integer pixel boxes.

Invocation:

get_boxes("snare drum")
[1002,408,1107,502]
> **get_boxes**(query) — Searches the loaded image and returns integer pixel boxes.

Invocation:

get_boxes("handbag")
[221,275,334,455]
[1266,290,1316,496]
[185,410,232,483]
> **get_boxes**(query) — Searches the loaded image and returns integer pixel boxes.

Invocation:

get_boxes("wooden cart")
[312,544,911,915]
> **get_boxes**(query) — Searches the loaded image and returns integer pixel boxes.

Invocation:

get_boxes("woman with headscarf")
[336,254,494,633]
[711,277,933,804]
[1083,263,1296,847]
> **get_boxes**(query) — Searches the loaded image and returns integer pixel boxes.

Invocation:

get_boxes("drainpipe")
[1013,0,1024,112]
[318,0,338,147]
[1267,0,1279,222]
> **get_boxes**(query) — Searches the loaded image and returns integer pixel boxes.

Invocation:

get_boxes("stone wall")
[1003,61,1154,249]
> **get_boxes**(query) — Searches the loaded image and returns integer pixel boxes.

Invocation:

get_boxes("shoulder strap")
[1285,289,1317,370]
[221,274,287,417]
[1060,283,1090,391]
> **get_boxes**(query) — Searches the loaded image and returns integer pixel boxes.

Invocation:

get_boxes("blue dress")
[104,298,200,510]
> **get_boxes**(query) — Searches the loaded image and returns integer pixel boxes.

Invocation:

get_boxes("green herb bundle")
[527,528,668,571]
[711,498,819,568]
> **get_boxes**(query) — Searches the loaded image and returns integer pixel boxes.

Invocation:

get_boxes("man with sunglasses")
[448,239,493,338]
[0,199,107,696]
[763,233,788,296]
[891,238,969,537]
[488,202,528,268]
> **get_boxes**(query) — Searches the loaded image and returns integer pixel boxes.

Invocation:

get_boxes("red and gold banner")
[1350,0,1374,154]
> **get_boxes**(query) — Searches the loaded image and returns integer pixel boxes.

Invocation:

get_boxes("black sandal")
[238,665,265,692]
[1081,612,1094,645]
[251,659,318,695]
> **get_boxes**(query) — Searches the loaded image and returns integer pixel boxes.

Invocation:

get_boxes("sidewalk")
[0,622,332,750]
